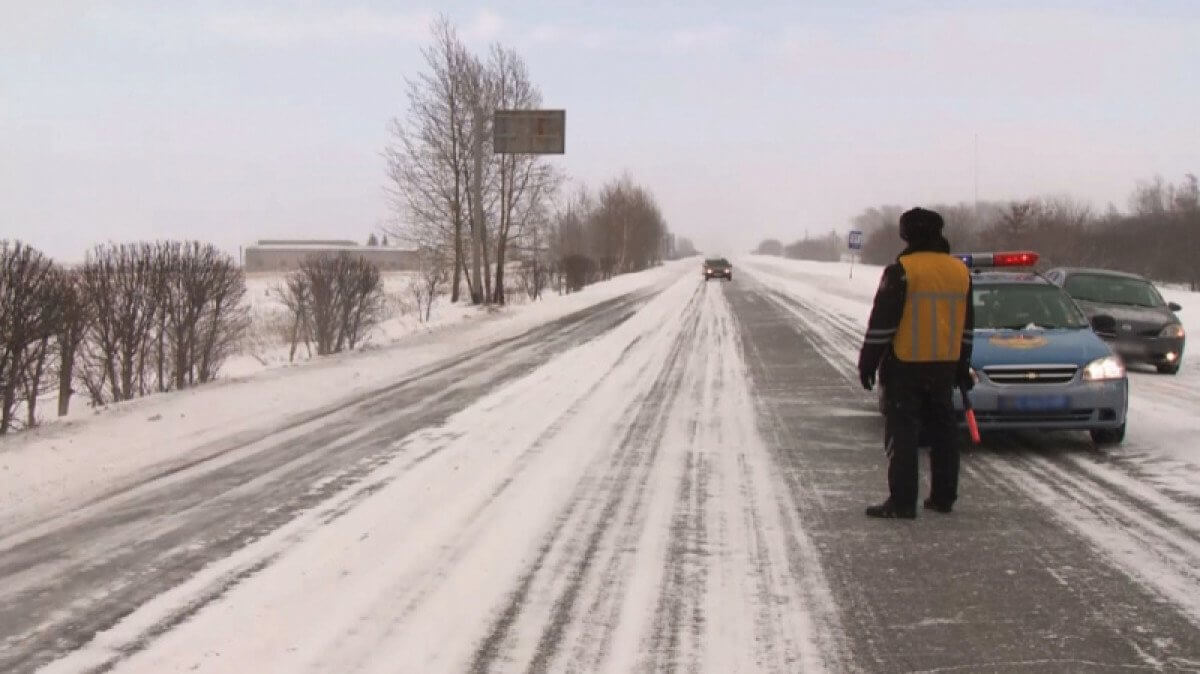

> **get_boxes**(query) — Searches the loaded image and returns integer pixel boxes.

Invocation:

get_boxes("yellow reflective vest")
[892,252,971,362]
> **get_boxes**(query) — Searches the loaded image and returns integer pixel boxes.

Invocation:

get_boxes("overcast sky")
[3,0,1198,261]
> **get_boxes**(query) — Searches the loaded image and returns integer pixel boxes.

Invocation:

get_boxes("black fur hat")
[899,207,945,243]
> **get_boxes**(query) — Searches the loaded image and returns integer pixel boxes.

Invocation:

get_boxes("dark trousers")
[881,361,961,509]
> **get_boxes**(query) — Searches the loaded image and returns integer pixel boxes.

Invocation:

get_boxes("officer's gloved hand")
[957,364,975,392]
[859,367,876,391]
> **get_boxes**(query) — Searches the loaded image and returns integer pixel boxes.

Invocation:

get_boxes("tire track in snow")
[977,450,1200,628]
[550,301,711,674]
[630,285,725,674]
[727,284,857,672]
[641,283,845,673]
[473,282,706,674]
[465,281,842,674]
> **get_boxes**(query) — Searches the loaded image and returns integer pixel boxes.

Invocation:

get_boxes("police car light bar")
[954,251,1039,268]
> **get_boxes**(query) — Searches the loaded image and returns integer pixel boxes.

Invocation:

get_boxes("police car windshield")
[1063,273,1165,308]
[973,283,1089,330]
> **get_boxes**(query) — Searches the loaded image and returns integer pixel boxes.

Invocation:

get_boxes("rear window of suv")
[1064,273,1165,308]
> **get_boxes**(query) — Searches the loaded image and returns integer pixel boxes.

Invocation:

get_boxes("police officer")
[857,208,974,519]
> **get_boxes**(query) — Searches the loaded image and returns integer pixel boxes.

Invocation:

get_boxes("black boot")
[923,498,953,514]
[865,500,916,519]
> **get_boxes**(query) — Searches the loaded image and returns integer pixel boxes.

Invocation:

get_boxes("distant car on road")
[878,251,1129,445]
[1044,267,1185,375]
[703,258,733,281]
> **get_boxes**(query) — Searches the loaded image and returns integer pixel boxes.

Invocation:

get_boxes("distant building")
[243,240,420,272]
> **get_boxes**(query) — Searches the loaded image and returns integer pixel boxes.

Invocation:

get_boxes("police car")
[881,251,1129,445]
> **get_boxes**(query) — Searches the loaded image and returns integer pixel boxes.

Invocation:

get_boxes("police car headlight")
[1083,355,1126,381]
[1159,324,1185,338]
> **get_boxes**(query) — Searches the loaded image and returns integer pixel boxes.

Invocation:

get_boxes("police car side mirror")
[1090,314,1117,338]
[1168,302,1182,312]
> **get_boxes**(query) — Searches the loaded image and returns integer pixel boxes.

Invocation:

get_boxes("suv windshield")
[705,258,730,267]
[974,283,1090,330]
[1063,273,1165,308]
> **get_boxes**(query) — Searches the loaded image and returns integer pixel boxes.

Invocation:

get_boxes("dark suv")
[703,258,732,281]
[1045,267,1185,374]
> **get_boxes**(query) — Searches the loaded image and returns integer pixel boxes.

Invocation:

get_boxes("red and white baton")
[960,385,981,445]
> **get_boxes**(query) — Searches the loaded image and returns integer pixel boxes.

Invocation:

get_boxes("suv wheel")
[1157,361,1181,375]
[1090,424,1126,446]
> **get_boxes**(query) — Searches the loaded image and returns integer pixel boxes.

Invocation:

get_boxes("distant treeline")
[757,174,1200,290]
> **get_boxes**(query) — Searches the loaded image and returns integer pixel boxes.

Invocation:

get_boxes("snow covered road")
[4,260,1200,672]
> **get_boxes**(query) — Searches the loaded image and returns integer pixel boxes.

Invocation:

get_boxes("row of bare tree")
[548,177,672,292]
[771,174,1200,289]
[384,18,675,306]
[0,240,248,434]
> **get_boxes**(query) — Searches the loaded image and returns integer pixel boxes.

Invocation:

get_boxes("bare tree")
[385,17,479,304]
[159,242,248,388]
[0,241,61,433]
[410,246,450,321]
[276,274,313,363]
[55,270,90,417]
[79,244,164,402]
[516,204,553,301]
[279,254,386,356]
[486,45,562,304]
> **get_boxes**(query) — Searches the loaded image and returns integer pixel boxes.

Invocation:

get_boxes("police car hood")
[972,328,1111,367]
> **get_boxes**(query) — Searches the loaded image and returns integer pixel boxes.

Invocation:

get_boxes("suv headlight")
[1082,355,1126,381]
[1159,324,1185,338]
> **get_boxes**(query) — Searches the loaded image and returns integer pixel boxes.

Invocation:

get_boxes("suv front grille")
[982,364,1078,385]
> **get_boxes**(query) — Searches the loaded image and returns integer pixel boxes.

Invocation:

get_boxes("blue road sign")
[848,230,864,250]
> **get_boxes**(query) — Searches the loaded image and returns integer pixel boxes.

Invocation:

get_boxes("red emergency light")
[954,251,1039,268]
[993,251,1039,267]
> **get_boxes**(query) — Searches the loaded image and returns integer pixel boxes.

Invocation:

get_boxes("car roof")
[971,270,1054,285]
[1048,266,1147,281]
